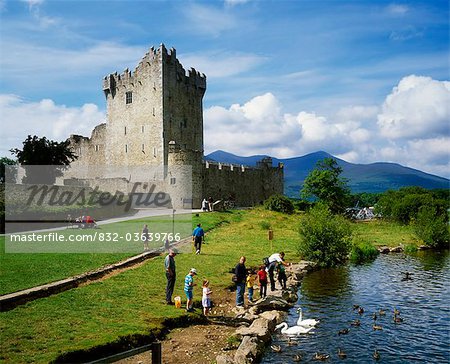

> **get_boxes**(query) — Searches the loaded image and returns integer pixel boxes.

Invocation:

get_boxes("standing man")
[164,249,177,305]
[192,223,205,255]
[267,251,290,291]
[235,256,247,307]
[184,268,197,312]
[142,224,150,251]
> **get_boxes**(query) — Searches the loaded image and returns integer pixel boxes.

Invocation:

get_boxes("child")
[257,265,268,298]
[277,260,287,289]
[202,279,212,315]
[184,268,197,312]
[246,270,255,303]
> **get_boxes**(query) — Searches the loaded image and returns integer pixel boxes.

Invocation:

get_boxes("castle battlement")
[102,44,206,97]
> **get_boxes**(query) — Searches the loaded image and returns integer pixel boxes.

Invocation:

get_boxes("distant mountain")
[206,150,449,196]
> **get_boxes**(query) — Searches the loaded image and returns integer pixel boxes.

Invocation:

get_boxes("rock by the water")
[390,246,403,253]
[216,354,235,364]
[281,289,298,303]
[252,296,293,314]
[234,336,265,364]
[235,317,272,343]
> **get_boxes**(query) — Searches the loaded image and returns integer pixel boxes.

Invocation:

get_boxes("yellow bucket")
[174,296,181,308]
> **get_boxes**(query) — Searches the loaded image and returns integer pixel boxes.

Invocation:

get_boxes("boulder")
[235,317,272,343]
[252,296,293,314]
[234,336,265,364]
[216,354,235,364]
[294,260,317,271]
[281,289,298,303]
[378,246,390,254]
[390,246,403,253]
[258,310,282,328]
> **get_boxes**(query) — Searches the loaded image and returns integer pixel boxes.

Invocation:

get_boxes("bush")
[264,194,294,214]
[413,206,450,248]
[350,240,379,264]
[298,203,352,267]
[404,244,418,253]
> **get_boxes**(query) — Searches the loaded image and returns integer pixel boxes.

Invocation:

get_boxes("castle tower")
[101,44,206,172]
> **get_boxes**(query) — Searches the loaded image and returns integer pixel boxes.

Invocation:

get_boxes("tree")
[264,194,295,214]
[0,157,17,183]
[376,187,449,224]
[301,158,351,213]
[10,135,77,184]
[298,203,353,267]
[413,205,450,248]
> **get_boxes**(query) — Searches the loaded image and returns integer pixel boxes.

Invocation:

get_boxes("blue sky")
[0,0,449,178]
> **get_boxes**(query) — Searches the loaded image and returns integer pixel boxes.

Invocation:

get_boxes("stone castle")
[66,44,283,209]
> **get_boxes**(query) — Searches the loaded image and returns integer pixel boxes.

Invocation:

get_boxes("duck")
[352,304,360,310]
[372,324,383,331]
[378,309,386,316]
[373,349,381,360]
[393,315,404,323]
[287,337,298,346]
[337,348,347,359]
[293,353,303,362]
[372,313,377,321]
[401,271,413,281]
[296,307,320,327]
[393,308,400,315]
[271,344,282,353]
[275,322,315,335]
[358,307,365,314]
[350,319,361,326]
[338,328,350,335]
[313,352,330,361]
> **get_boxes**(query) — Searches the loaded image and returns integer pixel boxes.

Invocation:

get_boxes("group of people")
[73,215,97,229]
[234,252,290,307]
[164,249,212,315]
[163,216,290,312]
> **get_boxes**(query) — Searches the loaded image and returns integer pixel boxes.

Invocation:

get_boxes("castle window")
[152,107,155,116]
[142,144,145,152]
[95,145,99,152]
[125,144,128,153]
[141,125,144,133]
[153,147,157,157]
[170,177,176,185]
[125,91,132,104]
[124,126,127,135]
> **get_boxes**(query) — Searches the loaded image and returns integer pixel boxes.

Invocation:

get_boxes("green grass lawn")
[0,209,420,363]
[352,219,419,247]
[0,211,244,295]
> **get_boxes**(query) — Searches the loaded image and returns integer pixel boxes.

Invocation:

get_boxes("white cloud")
[20,0,44,10]
[1,41,146,90]
[377,75,450,139]
[179,51,266,78]
[224,0,250,7]
[204,93,371,158]
[0,94,104,157]
[204,75,450,178]
[182,3,237,37]
[386,4,409,16]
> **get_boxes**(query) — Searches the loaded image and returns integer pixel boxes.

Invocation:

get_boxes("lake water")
[262,251,450,363]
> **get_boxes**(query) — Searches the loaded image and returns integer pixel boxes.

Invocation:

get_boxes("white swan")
[296,308,320,327]
[275,322,314,335]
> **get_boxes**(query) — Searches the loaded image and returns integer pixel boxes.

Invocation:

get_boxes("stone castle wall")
[202,159,284,206]
[64,44,283,209]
